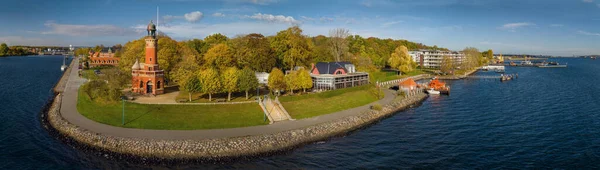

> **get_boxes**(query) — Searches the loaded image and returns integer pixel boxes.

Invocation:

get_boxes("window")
[157,81,161,89]
[139,81,143,88]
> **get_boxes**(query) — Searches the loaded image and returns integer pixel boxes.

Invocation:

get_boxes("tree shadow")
[124,105,161,125]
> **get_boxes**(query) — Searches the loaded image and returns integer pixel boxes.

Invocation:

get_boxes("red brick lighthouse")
[131,20,164,95]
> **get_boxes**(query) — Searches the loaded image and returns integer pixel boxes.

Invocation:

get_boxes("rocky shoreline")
[43,62,429,160]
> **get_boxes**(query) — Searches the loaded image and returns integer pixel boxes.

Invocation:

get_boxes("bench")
[176,99,188,103]
[215,99,227,102]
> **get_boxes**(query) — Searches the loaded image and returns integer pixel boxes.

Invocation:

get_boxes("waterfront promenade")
[58,57,397,140]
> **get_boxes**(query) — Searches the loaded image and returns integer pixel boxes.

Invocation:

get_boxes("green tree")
[388,45,415,74]
[203,43,235,69]
[198,68,221,101]
[297,68,313,93]
[0,43,9,56]
[310,35,334,62]
[270,26,312,70]
[233,33,276,72]
[200,33,228,54]
[238,67,259,99]
[173,62,201,102]
[221,67,239,101]
[157,36,181,82]
[268,68,286,96]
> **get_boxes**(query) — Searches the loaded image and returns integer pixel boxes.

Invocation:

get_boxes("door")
[146,81,153,94]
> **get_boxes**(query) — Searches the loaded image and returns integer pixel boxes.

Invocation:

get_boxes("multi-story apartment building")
[409,50,465,69]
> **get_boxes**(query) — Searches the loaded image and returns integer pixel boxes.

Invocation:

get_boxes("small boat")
[426,88,440,95]
[427,77,450,95]
[538,62,567,68]
[60,56,68,71]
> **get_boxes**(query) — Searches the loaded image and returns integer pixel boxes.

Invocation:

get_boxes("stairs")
[259,97,292,123]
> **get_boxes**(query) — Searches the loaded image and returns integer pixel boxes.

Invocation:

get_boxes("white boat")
[426,88,440,95]
[60,56,67,71]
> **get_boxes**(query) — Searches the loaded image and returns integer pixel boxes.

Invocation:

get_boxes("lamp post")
[120,96,126,125]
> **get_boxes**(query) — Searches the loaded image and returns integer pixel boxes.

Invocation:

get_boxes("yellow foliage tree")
[268,68,286,96]
[388,45,415,74]
[198,68,220,101]
[221,67,239,101]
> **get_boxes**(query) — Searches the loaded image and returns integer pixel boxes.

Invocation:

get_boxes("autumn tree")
[440,55,454,75]
[285,71,299,95]
[268,68,286,96]
[198,68,221,101]
[462,47,482,70]
[388,45,415,74]
[329,28,350,61]
[297,68,313,93]
[221,67,239,101]
[238,67,259,99]
[232,33,276,72]
[270,26,312,70]
[203,43,235,69]
[118,37,146,73]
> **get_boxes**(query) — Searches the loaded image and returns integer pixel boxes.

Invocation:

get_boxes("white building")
[409,50,465,69]
[255,72,269,84]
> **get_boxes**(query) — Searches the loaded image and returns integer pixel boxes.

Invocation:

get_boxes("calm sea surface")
[1,55,599,169]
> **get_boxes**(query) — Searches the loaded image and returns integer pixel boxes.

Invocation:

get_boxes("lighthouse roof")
[131,59,141,70]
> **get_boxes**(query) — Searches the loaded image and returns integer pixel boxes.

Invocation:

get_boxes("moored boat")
[427,77,450,95]
[426,88,440,95]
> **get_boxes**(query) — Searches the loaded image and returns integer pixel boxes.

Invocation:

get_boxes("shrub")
[371,103,383,111]
[397,90,406,96]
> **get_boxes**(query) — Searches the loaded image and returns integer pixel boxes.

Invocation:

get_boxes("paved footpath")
[59,57,396,140]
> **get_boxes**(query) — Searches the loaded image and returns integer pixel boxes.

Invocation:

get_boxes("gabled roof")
[399,78,417,87]
[314,62,352,74]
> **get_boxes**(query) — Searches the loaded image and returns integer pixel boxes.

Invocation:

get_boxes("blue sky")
[1,0,599,56]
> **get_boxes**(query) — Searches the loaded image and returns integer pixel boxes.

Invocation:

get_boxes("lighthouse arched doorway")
[146,81,153,94]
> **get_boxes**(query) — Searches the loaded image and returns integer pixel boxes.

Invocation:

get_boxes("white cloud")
[300,16,315,21]
[583,0,593,3]
[184,11,204,22]
[42,21,136,36]
[212,12,225,17]
[246,0,278,5]
[381,21,403,27]
[499,22,535,32]
[245,13,300,25]
[578,30,600,36]
[320,17,334,22]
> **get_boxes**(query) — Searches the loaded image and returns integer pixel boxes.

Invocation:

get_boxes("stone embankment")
[46,91,427,159]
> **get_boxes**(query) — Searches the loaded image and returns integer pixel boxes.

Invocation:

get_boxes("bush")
[82,80,121,103]
[397,90,406,96]
[371,103,383,111]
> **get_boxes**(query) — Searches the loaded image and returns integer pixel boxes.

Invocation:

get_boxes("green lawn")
[370,69,425,82]
[77,88,268,130]
[279,85,382,119]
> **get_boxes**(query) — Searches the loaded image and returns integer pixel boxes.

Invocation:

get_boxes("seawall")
[44,60,429,159]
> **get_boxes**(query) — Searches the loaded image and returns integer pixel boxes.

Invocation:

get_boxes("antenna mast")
[156,6,159,30]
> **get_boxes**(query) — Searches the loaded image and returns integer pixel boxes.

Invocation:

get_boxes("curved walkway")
[59,57,396,140]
